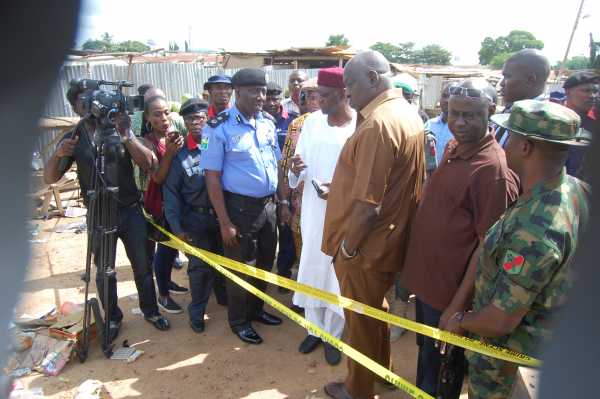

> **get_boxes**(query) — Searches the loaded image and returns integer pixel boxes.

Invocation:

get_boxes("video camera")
[69,79,144,127]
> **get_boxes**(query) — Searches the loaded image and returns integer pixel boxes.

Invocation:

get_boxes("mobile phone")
[311,179,326,196]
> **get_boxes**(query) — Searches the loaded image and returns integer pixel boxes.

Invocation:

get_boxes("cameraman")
[44,80,171,341]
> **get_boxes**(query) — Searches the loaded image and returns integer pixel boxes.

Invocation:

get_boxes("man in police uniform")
[445,100,591,399]
[163,98,227,334]
[204,74,233,118]
[200,68,290,344]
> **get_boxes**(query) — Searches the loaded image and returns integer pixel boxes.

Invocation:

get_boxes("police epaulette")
[261,111,276,123]
[207,112,229,128]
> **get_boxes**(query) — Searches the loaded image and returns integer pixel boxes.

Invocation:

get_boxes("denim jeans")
[153,243,178,297]
[415,298,464,397]
[93,205,159,321]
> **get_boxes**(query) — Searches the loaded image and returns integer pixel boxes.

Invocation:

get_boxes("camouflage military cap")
[491,99,590,147]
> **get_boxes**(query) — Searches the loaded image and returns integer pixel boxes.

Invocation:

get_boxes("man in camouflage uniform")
[445,100,591,399]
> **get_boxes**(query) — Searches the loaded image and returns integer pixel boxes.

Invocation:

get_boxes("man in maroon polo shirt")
[400,79,520,398]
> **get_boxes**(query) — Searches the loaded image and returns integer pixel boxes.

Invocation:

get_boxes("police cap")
[180,98,209,117]
[203,74,232,91]
[231,68,267,87]
[266,81,283,95]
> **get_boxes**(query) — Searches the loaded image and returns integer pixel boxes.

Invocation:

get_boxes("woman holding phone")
[142,95,187,314]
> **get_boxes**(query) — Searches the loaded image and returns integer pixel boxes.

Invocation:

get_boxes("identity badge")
[200,136,210,150]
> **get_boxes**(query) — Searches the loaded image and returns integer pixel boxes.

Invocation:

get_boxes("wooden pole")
[557,0,585,82]
[126,54,134,94]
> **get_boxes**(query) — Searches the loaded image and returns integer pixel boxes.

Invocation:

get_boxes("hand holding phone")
[312,179,330,200]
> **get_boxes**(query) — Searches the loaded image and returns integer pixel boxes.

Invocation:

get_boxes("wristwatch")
[452,311,465,325]
[278,200,290,206]
[341,239,358,259]
[120,128,135,144]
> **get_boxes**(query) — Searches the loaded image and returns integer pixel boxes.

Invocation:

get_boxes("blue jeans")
[92,205,159,321]
[182,211,225,324]
[415,298,443,396]
[153,243,178,297]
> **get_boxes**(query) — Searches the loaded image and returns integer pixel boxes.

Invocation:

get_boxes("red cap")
[317,67,345,89]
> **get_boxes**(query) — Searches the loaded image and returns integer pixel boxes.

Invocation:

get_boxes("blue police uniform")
[163,143,227,329]
[199,103,282,338]
[200,105,281,198]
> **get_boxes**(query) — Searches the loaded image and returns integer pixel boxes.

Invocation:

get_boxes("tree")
[326,34,349,47]
[114,40,150,52]
[557,56,590,70]
[82,31,114,52]
[413,44,452,65]
[82,39,109,51]
[370,42,415,64]
[490,52,515,69]
[81,32,150,53]
[478,30,544,65]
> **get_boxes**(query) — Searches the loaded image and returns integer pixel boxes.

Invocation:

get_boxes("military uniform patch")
[502,249,525,275]
[200,136,209,150]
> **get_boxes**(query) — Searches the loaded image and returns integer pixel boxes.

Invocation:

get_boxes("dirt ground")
[16,215,439,399]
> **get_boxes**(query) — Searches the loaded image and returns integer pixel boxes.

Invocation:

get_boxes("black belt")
[191,206,215,216]
[225,191,274,205]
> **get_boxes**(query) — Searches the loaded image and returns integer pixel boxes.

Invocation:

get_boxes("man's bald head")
[343,50,393,110]
[144,87,165,101]
[500,49,550,104]
[447,79,496,143]
[288,70,308,100]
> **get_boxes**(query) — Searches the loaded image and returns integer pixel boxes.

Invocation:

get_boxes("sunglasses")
[449,86,493,102]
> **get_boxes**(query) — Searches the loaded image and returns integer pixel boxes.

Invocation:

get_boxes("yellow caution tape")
[207,256,433,399]
[145,212,541,371]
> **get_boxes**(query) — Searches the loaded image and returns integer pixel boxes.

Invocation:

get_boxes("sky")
[76,0,599,65]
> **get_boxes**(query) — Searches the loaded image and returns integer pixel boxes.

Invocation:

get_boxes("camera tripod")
[76,125,123,362]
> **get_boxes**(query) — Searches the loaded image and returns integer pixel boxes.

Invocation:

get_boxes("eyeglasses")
[449,86,493,102]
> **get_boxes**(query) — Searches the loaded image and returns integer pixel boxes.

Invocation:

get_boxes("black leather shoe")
[145,314,170,331]
[189,320,205,334]
[254,311,282,326]
[298,335,321,353]
[324,342,342,365]
[108,320,122,343]
[324,382,354,399]
[235,327,263,344]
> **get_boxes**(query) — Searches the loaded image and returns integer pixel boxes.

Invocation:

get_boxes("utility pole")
[557,0,585,82]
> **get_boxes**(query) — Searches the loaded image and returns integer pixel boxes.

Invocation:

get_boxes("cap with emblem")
[203,74,232,91]
[180,98,209,117]
[231,68,267,87]
[490,99,590,146]
[266,81,283,95]
[563,71,600,90]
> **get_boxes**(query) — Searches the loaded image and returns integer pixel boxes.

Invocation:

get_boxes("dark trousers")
[153,243,178,297]
[182,211,226,324]
[224,193,277,331]
[276,223,295,278]
[415,298,464,397]
[93,205,159,322]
